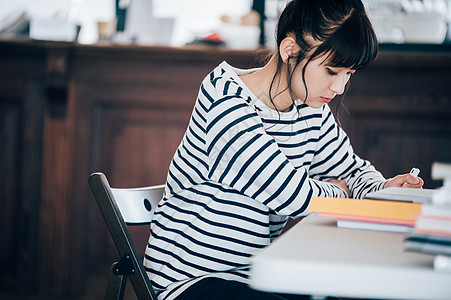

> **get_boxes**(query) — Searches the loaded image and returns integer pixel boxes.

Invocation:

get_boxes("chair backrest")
[89,172,164,300]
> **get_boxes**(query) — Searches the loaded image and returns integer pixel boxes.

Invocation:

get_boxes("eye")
[326,68,337,76]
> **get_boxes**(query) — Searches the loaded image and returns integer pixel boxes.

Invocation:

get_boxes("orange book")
[319,213,416,226]
[309,197,422,222]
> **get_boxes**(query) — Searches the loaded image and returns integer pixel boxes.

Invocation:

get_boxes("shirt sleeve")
[204,82,348,217]
[309,105,387,199]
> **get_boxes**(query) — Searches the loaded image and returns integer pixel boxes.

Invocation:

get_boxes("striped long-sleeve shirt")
[144,61,387,299]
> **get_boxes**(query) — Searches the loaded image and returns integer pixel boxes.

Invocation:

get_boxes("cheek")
[290,71,307,99]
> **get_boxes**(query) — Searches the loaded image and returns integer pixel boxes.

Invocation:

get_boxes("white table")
[249,213,451,300]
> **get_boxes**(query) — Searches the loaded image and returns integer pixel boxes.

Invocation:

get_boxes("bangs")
[312,8,378,70]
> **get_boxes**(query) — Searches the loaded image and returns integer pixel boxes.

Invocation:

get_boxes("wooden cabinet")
[1,39,450,298]
[0,39,258,297]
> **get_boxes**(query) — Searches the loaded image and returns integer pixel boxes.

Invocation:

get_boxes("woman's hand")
[384,173,424,189]
[327,179,350,197]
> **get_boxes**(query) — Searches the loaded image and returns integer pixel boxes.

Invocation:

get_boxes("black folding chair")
[89,172,164,300]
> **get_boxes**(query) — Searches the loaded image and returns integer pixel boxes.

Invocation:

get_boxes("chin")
[306,102,325,109]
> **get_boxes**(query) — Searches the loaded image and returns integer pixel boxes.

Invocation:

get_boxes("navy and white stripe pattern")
[144,61,386,299]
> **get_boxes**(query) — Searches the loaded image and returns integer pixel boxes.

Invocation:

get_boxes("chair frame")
[89,172,164,300]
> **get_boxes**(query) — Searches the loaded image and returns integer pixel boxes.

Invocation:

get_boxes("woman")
[144,0,423,299]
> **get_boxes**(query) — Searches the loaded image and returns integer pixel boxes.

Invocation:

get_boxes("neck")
[240,56,293,112]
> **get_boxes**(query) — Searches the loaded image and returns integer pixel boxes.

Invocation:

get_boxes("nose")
[330,75,348,95]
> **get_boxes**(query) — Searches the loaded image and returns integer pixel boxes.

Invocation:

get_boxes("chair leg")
[105,254,136,300]
[105,268,127,300]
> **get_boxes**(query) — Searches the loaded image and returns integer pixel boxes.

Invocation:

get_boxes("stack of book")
[403,162,451,272]
[308,196,423,233]
[415,202,451,236]
[404,201,451,272]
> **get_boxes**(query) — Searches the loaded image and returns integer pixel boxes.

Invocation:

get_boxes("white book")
[416,217,451,234]
[365,187,436,203]
[421,203,451,219]
[434,255,451,273]
[337,219,413,233]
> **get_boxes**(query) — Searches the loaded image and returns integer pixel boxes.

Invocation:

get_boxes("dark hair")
[270,0,378,108]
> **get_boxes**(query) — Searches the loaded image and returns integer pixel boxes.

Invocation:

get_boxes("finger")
[403,184,423,188]
[402,175,420,186]
[391,174,413,187]
[386,173,421,188]
[408,174,421,184]
[403,177,424,188]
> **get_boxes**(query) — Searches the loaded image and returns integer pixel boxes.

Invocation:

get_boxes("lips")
[321,97,332,103]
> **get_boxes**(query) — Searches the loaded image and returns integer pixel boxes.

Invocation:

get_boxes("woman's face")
[290,53,355,109]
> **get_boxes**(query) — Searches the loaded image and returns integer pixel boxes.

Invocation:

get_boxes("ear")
[279,37,298,63]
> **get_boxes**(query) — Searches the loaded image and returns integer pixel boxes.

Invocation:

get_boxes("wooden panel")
[337,55,451,188]
[67,46,261,279]
[93,103,189,186]
[0,99,21,286]
[85,96,191,271]
[39,94,75,295]
[352,117,451,188]
[0,73,44,293]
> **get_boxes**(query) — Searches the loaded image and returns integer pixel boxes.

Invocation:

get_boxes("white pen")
[410,167,420,177]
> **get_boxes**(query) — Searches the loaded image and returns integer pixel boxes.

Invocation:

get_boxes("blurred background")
[1,0,451,47]
[1,0,451,299]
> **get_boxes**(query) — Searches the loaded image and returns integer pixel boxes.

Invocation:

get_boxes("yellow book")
[309,197,422,222]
